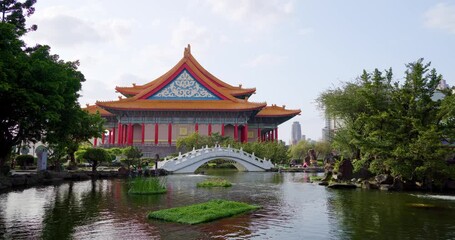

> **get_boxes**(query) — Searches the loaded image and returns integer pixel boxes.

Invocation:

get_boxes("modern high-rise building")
[291,121,302,145]
[322,114,342,142]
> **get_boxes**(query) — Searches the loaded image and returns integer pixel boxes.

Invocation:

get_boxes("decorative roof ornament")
[184,44,191,58]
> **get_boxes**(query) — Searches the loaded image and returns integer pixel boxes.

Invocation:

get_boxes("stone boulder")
[337,159,353,181]
[375,174,394,185]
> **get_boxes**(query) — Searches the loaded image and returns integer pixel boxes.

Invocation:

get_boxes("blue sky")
[23,0,455,143]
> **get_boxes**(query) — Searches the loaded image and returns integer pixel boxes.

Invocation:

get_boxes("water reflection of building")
[85,45,300,157]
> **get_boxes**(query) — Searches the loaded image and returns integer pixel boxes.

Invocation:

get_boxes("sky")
[22,0,455,144]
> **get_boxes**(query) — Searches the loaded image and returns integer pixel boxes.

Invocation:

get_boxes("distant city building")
[437,79,450,90]
[322,114,343,142]
[301,134,306,141]
[291,121,302,145]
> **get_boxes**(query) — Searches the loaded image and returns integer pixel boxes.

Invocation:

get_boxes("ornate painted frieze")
[148,69,220,100]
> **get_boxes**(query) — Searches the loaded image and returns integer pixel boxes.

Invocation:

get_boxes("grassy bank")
[128,177,166,195]
[148,199,260,224]
[197,178,232,188]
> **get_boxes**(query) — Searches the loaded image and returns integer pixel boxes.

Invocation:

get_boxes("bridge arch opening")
[195,159,242,173]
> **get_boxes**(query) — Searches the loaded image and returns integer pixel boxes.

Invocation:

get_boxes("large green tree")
[0,5,101,170]
[318,59,455,185]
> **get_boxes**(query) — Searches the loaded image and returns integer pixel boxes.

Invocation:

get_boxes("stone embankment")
[0,169,167,193]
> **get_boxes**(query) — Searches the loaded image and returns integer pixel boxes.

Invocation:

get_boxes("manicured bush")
[148,199,260,224]
[197,178,232,188]
[128,177,167,195]
[16,154,35,169]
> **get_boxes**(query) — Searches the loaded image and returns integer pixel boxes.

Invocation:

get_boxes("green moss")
[310,176,324,181]
[148,199,260,224]
[128,177,167,195]
[197,178,232,188]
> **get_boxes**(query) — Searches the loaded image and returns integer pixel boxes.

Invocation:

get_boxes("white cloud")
[24,5,135,47]
[245,53,286,67]
[206,0,294,30]
[424,3,455,34]
[30,15,103,47]
[171,18,212,48]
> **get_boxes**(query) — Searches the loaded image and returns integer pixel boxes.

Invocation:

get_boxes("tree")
[0,0,37,35]
[46,108,105,165]
[122,146,143,169]
[288,140,314,162]
[318,59,455,186]
[0,18,88,170]
[82,148,110,172]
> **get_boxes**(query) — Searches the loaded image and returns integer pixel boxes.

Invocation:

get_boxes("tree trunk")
[0,143,13,169]
[92,160,98,172]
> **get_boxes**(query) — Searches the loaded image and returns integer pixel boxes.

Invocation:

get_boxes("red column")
[243,124,248,143]
[195,123,199,133]
[124,125,127,144]
[94,138,98,146]
[154,123,158,145]
[112,127,116,144]
[221,124,225,136]
[168,123,172,145]
[102,132,105,144]
[117,123,122,144]
[234,124,238,141]
[208,123,212,136]
[257,128,261,142]
[141,123,145,144]
[271,130,274,142]
[128,123,133,145]
[275,127,278,141]
[108,130,112,144]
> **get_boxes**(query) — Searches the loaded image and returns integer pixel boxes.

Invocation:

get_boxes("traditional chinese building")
[86,45,300,157]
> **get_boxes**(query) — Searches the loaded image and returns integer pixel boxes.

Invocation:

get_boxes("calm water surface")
[1,170,455,239]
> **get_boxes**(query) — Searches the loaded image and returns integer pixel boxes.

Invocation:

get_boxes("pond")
[1,170,455,239]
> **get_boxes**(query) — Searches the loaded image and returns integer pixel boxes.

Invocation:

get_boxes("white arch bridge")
[158,146,275,174]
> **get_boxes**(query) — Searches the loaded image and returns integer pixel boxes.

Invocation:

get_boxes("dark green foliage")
[317,59,455,185]
[82,148,110,172]
[197,178,232,187]
[0,0,37,36]
[176,133,289,164]
[128,177,166,195]
[15,154,34,167]
[0,21,92,168]
[122,146,143,168]
[148,199,260,224]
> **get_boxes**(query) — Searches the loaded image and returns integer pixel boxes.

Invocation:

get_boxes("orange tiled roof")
[96,99,266,111]
[83,104,115,116]
[256,104,301,117]
[115,45,256,98]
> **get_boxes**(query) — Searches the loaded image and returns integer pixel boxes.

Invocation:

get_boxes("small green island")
[128,177,167,195]
[197,178,232,188]
[148,199,260,224]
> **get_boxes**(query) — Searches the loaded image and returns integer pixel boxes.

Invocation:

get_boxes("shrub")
[197,178,232,187]
[16,155,35,168]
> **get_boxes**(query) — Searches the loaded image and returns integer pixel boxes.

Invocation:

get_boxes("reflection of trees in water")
[41,180,103,239]
[326,190,455,240]
[0,200,5,237]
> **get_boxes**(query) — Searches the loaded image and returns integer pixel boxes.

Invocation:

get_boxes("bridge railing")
[158,145,274,170]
